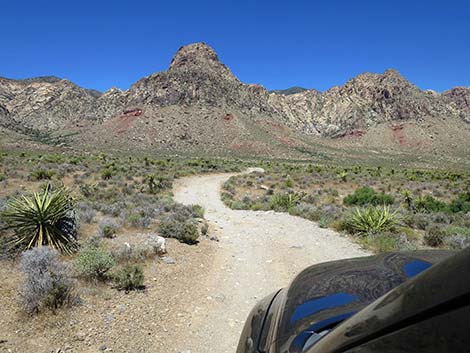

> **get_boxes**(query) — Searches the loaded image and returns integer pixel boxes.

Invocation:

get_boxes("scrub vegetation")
[222,163,470,253]
[0,150,244,317]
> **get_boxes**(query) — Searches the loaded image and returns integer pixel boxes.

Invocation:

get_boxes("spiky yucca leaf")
[1,185,78,254]
[270,192,303,211]
[346,205,398,235]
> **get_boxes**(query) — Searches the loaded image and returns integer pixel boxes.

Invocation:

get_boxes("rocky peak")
[169,42,221,70]
[167,42,237,82]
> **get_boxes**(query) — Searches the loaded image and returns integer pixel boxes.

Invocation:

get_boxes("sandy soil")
[168,170,370,353]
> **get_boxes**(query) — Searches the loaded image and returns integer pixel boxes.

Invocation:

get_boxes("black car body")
[237,248,470,353]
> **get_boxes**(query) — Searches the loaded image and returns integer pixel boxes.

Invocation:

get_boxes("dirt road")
[171,170,370,353]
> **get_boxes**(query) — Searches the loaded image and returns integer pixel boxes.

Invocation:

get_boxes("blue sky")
[1,0,469,92]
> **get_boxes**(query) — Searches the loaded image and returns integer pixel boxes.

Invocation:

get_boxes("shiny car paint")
[237,250,455,353]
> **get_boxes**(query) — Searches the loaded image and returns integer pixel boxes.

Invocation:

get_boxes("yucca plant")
[401,189,414,210]
[345,205,398,235]
[1,184,78,254]
[270,192,303,211]
[337,171,348,182]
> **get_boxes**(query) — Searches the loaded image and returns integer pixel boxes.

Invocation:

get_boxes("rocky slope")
[0,42,469,156]
[271,69,469,136]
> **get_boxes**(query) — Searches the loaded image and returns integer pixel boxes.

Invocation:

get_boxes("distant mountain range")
[1,42,469,160]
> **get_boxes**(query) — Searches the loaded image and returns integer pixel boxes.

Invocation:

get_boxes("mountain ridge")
[0,42,469,158]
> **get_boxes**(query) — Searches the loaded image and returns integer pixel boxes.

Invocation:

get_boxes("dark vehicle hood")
[270,250,454,353]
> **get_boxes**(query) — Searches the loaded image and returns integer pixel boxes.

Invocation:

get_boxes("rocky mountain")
[0,42,469,157]
[442,87,470,122]
[272,69,468,137]
[270,87,309,95]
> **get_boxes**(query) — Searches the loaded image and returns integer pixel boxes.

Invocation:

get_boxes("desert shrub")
[191,205,205,218]
[449,192,470,213]
[343,187,394,206]
[126,213,152,229]
[396,233,418,251]
[222,180,236,194]
[289,203,322,221]
[362,233,398,253]
[143,175,172,194]
[98,219,120,238]
[396,226,420,242]
[99,201,126,216]
[231,200,249,210]
[285,177,294,188]
[318,216,332,228]
[79,184,97,198]
[113,264,145,291]
[445,234,470,249]
[270,192,303,212]
[77,201,96,224]
[75,245,115,281]
[320,204,344,220]
[18,247,76,314]
[154,201,201,243]
[442,226,470,249]
[404,212,431,230]
[29,169,54,181]
[330,218,347,232]
[345,206,398,235]
[1,184,78,254]
[221,192,234,205]
[430,212,452,225]
[415,195,448,213]
[424,225,447,247]
[101,169,113,180]
[159,217,199,244]
[155,200,203,220]
[446,226,470,237]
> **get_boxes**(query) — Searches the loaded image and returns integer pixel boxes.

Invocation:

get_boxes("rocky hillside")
[0,42,469,157]
[272,69,469,137]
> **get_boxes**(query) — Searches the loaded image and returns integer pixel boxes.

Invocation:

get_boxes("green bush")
[75,245,116,281]
[1,184,78,254]
[113,264,145,291]
[345,206,398,235]
[414,195,448,213]
[343,187,394,206]
[191,205,205,218]
[101,169,113,180]
[449,192,470,213]
[144,175,172,194]
[159,218,199,244]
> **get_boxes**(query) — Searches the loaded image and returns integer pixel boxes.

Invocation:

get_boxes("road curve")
[171,170,370,353]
